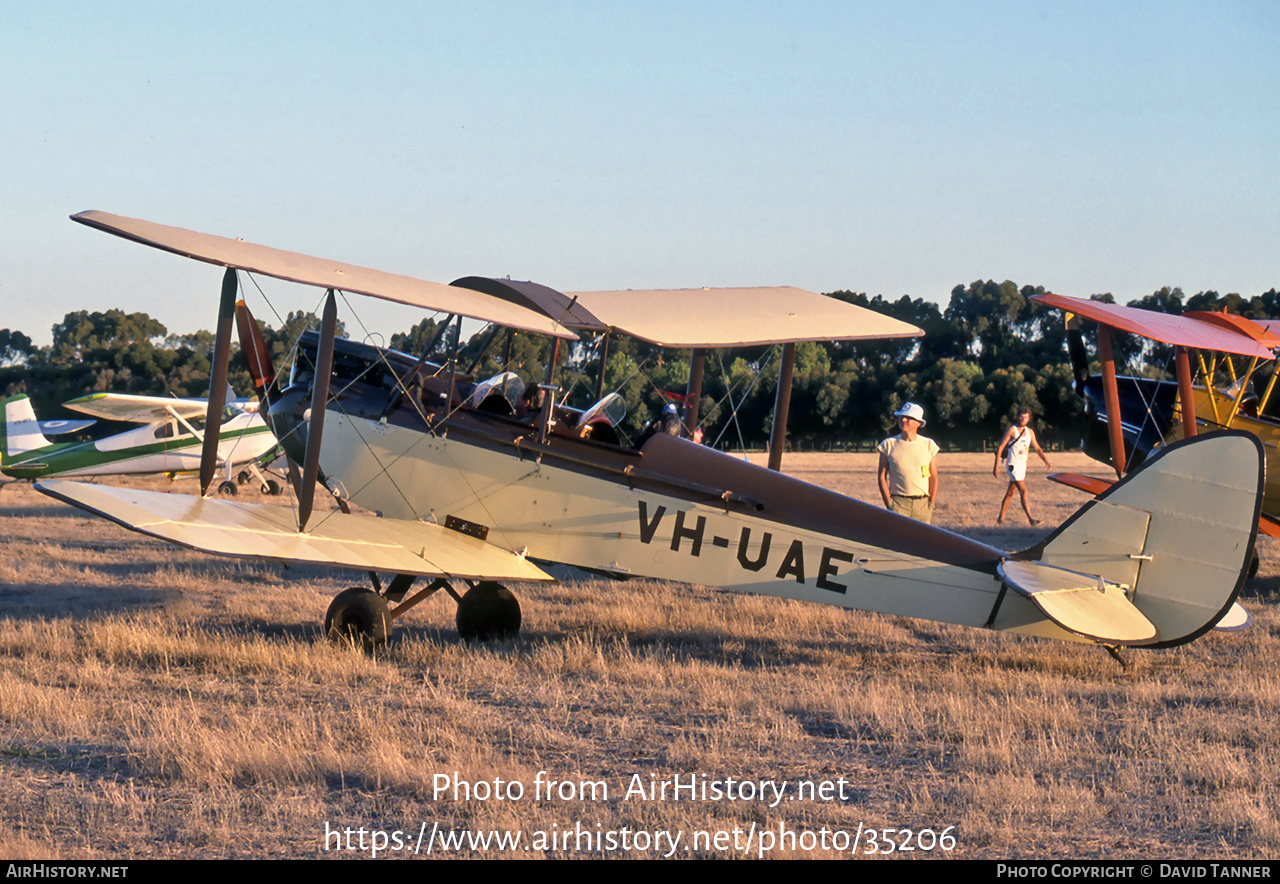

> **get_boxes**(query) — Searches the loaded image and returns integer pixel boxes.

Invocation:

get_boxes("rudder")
[1,395,53,462]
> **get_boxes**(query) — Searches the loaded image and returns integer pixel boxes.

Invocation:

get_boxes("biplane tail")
[0,395,54,462]
[1006,430,1262,647]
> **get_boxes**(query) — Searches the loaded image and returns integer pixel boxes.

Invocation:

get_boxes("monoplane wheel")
[217,480,238,495]
[237,470,251,485]
[261,479,281,495]
[456,582,521,642]
[325,587,392,652]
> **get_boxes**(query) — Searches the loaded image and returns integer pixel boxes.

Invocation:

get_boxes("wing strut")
[685,348,705,437]
[1175,346,1197,438]
[298,290,336,531]
[767,342,796,471]
[200,268,237,495]
[1097,325,1126,478]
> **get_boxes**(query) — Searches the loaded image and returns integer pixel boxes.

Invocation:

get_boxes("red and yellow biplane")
[1033,292,1280,545]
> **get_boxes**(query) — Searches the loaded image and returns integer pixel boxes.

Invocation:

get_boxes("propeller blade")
[234,299,276,405]
[298,290,337,531]
[199,268,237,495]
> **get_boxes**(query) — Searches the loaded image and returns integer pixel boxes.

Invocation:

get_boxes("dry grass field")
[0,451,1277,859]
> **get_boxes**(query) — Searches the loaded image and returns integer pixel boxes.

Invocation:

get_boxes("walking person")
[994,407,1052,525]
[877,402,940,523]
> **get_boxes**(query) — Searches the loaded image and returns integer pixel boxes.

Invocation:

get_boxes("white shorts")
[1005,461,1026,483]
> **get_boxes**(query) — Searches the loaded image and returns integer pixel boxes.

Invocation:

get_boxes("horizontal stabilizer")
[1215,602,1252,631]
[36,479,553,583]
[39,419,95,436]
[998,559,1157,644]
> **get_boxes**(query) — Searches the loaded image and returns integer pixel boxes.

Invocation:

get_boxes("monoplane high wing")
[71,211,577,340]
[63,392,223,423]
[37,479,553,583]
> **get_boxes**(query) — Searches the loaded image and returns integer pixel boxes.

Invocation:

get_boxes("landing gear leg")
[456,581,521,642]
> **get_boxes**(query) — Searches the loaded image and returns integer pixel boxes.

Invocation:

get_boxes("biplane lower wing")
[35,479,553,583]
[1047,472,1115,497]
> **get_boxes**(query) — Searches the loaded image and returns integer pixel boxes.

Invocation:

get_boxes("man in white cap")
[877,401,940,523]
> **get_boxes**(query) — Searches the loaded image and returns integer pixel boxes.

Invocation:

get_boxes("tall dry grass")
[0,454,1276,858]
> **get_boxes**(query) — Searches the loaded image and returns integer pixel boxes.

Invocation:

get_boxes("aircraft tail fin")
[1,395,54,462]
[1015,430,1262,647]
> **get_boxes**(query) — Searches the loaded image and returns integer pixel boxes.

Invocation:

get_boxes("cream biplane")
[34,212,1264,657]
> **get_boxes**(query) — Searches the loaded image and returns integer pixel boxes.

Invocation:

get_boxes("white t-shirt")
[877,434,939,497]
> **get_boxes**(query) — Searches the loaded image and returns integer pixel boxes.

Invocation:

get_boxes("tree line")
[4,281,1278,451]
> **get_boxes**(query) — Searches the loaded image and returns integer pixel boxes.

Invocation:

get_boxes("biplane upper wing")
[62,392,211,423]
[1182,311,1280,348]
[566,287,923,347]
[448,279,926,346]
[1030,293,1275,359]
[70,211,577,341]
[37,479,553,583]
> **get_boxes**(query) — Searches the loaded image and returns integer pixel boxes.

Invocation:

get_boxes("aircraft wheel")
[261,479,281,495]
[217,480,238,496]
[237,470,251,485]
[325,587,391,652]
[456,581,521,642]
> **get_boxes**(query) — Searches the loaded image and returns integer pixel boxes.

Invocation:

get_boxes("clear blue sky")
[4,0,1277,345]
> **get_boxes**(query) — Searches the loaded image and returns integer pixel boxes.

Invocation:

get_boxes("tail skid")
[1009,430,1262,647]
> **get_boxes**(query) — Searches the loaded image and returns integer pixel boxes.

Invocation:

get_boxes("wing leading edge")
[36,479,553,583]
[70,211,577,341]
[63,393,216,423]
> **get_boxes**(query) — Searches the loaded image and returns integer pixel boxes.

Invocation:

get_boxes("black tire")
[217,480,238,496]
[325,587,391,651]
[237,470,251,485]
[456,582,521,642]
[261,479,281,496]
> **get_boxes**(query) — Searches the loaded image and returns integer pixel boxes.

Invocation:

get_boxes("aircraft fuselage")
[271,336,1077,642]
